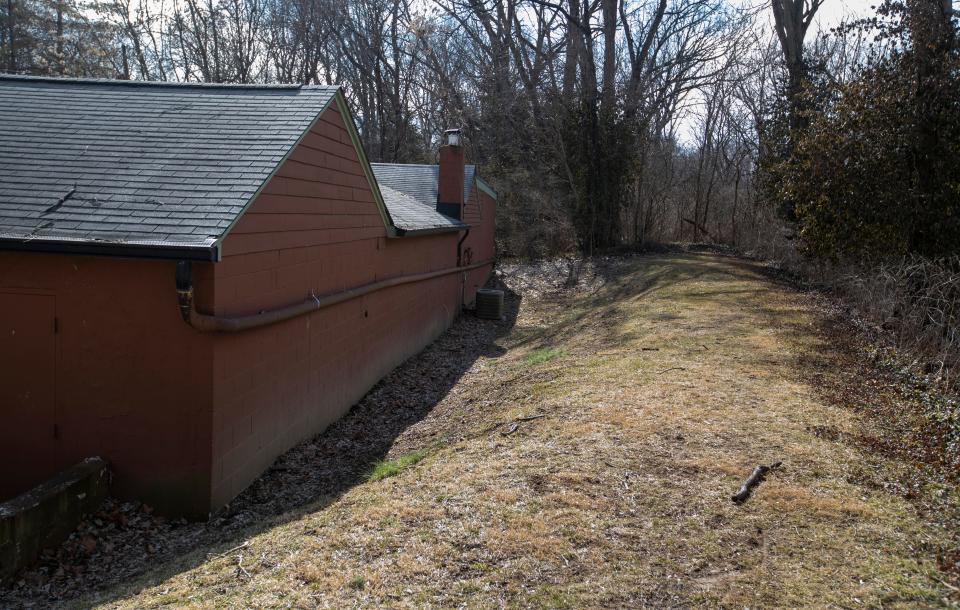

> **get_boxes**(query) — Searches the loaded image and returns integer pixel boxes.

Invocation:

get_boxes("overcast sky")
[670,0,883,144]
[810,0,878,31]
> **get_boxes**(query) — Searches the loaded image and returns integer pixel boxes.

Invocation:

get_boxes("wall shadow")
[1,277,520,609]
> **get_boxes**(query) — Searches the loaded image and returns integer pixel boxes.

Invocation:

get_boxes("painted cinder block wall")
[206,100,494,509]
[461,183,497,305]
[0,253,216,516]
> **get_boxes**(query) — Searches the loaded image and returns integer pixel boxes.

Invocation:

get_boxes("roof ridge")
[0,74,339,91]
[370,162,477,168]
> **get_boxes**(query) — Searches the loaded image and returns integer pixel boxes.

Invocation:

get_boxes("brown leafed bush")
[832,257,960,387]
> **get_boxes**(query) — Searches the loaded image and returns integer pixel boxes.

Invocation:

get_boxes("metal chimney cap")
[444,128,462,147]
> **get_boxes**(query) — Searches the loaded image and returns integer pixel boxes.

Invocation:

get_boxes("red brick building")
[0,76,497,517]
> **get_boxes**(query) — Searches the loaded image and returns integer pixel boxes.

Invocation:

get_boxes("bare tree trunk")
[208,0,221,81]
[6,0,15,72]
[770,0,823,133]
[123,0,151,79]
[561,0,580,102]
[55,0,64,74]
[600,0,617,113]
[731,163,741,245]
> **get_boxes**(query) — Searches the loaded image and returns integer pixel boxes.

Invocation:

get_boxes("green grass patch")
[522,347,565,366]
[347,575,366,590]
[367,449,428,482]
[517,584,577,609]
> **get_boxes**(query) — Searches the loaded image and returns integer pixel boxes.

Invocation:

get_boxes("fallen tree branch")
[681,217,717,242]
[236,553,251,579]
[208,541,250,559]
[731,461,782,504]
[501,422,520,436]
[657,366,686,375]
[515,414,546,422]
[500,414,546,436]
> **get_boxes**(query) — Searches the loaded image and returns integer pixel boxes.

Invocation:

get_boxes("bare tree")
[769,0,823,132]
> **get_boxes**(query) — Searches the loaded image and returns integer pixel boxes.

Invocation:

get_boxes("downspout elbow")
[175,260,194,322]
[457,228,470,267]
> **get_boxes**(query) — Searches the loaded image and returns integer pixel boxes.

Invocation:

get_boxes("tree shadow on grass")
[506,252,776,355]
[1,278,520,609]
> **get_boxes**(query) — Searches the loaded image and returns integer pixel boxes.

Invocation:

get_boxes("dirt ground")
[7,252,959,609]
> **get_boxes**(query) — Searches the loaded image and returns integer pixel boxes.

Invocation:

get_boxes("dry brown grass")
[85,253,958,609]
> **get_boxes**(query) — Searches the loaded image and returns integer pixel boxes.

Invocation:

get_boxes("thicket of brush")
[812,258,960,396]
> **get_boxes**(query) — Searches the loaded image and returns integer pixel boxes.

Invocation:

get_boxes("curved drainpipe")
[175,258,494,333]
[456,228,470,267]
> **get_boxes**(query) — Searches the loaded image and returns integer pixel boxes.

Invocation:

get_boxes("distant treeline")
[1,0,957,263]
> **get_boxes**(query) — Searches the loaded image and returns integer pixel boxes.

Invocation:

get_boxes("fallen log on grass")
[515,414,546,422]
[500,413,546,436]
[731,461,782,504]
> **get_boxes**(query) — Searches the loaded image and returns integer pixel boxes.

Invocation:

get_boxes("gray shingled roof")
[379,185,464,232]
[371,163,477,211]
[0,75,339,259]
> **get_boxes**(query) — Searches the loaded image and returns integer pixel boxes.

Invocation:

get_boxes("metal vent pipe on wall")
[175,258,494,333]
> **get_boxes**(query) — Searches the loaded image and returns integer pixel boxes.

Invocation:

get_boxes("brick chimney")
[437,128,465,220]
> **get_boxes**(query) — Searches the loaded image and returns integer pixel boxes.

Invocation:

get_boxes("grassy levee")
[88,254,957,609]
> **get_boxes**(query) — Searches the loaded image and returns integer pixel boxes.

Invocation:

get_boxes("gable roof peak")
[0,74,339,93]
[0,76,339,259]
